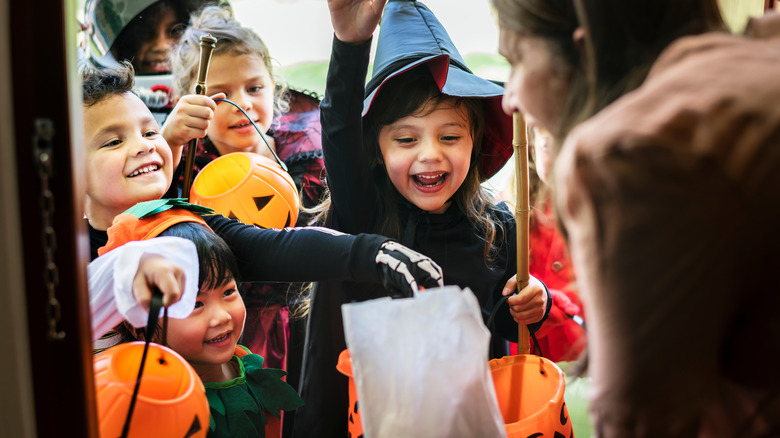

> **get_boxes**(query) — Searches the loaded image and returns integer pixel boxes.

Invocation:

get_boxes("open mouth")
[205,331,231,344]
[412,172,447,188]
[230,120,259,130]
[127,164,160,177]
[141,60,171,73]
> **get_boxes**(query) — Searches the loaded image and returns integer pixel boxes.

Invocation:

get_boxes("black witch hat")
[363,0,513,180]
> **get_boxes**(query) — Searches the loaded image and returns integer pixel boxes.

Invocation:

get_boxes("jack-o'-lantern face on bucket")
[489,354,574,437]
[94,342,209,437]
[189,152,300,229]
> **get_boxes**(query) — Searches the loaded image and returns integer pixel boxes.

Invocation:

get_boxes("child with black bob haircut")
[99,201,301,437]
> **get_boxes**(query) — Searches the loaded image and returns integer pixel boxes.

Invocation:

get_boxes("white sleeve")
[88,236,199,341]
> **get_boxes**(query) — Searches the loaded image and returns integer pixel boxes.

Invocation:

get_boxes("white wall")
[231,0,502,66]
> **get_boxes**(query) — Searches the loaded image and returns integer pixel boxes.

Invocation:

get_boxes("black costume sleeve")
[204,214,389,283]
[320,37,376,234]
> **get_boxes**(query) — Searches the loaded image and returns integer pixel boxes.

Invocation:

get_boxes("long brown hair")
[572,0,726,126]
[492,0,588,147]
[493,0,726,146]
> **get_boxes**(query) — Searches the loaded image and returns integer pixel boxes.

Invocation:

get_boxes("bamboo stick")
[513,112,531,354]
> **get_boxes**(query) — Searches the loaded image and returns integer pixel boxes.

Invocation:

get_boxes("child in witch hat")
[294,1,552,435]
[99,199,303,437]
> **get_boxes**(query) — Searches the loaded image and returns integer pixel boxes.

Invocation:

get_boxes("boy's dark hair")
[81,61,136,107]
[158,221,239,290]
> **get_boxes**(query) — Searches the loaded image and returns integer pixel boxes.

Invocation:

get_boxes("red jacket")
[512,200,587,362]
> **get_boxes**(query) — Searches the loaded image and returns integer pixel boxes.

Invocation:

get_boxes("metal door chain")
[33,118,65,341]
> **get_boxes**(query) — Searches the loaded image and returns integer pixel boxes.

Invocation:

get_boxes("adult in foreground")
[494,0,780,436]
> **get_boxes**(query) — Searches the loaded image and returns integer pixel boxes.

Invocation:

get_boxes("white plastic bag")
[341,286,507,438]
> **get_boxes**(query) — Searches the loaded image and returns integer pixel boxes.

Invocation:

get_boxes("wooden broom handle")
[182,33,217,200]
[513,112,531,354]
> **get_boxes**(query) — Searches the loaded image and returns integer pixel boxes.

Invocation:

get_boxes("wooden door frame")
[4,0,96,435]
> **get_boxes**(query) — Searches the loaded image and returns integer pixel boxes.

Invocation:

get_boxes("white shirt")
[88,236,199,343]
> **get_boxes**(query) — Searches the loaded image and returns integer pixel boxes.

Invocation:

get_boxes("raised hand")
[502,274,548,325]
[161,92,226,164]
[328,0,388,44]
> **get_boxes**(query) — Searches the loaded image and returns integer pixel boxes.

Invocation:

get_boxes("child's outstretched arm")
[328,0,388,43]
[160,93,225,166]
[89,236,199,341]
[205,216,443,297]
[502,274,551,326]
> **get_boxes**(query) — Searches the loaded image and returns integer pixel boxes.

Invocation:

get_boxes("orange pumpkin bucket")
[336,349,363,438]
[489,354,573,437]
[190,152,300,229]
[94,341,210,437]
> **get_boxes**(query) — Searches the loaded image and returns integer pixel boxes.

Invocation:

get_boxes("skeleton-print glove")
[375,241,443,298]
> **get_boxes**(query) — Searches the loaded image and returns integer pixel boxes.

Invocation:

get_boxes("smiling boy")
[83,65,179,234]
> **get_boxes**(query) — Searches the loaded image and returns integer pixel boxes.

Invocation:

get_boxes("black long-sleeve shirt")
[90,214,389,284]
